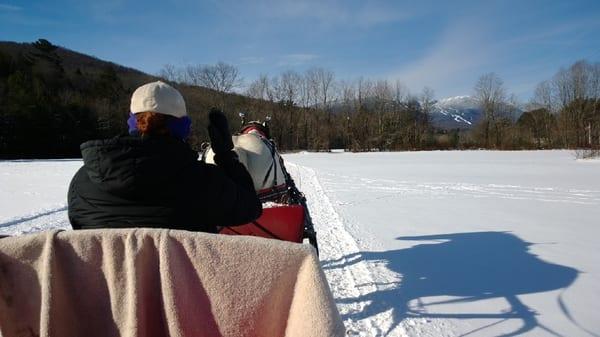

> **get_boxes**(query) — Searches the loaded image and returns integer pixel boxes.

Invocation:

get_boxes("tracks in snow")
[287,163,419,336]
[0,205,70,236]
[318,173,600,206]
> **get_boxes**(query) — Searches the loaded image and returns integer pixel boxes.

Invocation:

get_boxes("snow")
[453,115,472,125]
[0,159,81,235]
[284,150,600,336]
[437,95,475,105]
[1,151,599,336]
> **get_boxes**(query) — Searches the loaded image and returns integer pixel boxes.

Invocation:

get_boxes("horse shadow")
[323,231,582,337]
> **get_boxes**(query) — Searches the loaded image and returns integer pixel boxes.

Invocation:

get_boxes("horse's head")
[240,121,270,139]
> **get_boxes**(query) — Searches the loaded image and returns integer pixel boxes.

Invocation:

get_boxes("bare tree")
[590,62,600,98]
[184,64,202,86]
[196,62,242,93]
[571,60,590,100]
[304,69,320,107]
[297,73,313,108]
[533,80,554,111]
[391,80,409,139]
[337,80,356,147]
[550,60,600,146]
[305,67,334,108]
[279,70,301,105]
[302,67,335,148]
[352,77,374,149]
[270,71,302,148]
[357,77,373,111]
[550,61,595,108]
[417,87,435,145]
[246,74,270,100]
[474,73,507,147]
[553,68,572,109]
[338,80,356,108]
[158,64,179,82]
[394,80,408,105]
[420,86,436,114]
[297,72,316,148]
[373,80,392,144]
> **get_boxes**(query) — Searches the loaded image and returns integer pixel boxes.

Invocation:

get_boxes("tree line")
[161,63,444,151]
[1,40,599,158]
[470,61,600,150]
[161,59,600,152]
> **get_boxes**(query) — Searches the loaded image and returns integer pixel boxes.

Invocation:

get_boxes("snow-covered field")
[1,151,599,336]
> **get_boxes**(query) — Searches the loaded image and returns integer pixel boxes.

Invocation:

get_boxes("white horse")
[204,130,286,197]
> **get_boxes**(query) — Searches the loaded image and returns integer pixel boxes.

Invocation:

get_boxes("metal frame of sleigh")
[203,113,319,255]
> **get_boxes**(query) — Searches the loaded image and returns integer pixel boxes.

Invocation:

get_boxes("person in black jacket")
[68,81,262,233]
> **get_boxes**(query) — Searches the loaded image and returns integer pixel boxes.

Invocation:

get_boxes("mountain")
[430,95,482,130]
[429,95,523,130]
[328,94,484,130]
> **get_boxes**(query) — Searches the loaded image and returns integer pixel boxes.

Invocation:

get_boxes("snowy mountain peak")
[431,95,481,129]
[430,95,522,129]
[437,95,476,105]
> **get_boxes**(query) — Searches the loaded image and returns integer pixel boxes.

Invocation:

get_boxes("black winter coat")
[68,135,262,233]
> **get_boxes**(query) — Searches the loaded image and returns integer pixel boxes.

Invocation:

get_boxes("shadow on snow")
[323,231,583,337]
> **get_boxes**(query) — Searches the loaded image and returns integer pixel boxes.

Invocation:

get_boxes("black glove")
[208,108,234,155]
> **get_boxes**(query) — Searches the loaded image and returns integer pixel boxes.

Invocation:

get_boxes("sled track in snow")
[318,173,600,206]
[0,205,70,236]
[287,163,430,336]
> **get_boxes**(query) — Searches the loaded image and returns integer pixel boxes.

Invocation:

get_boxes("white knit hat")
[130,81,187,118]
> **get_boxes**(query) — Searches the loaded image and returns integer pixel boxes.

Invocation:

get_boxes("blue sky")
[1,0,599,100]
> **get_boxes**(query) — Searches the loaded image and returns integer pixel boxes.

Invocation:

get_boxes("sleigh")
[204,116,319,254]
[220,182,319,254]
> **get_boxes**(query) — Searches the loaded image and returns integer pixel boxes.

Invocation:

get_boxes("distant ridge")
[0,40,155,87]
[430,95,482,129]
[430,95,523,130]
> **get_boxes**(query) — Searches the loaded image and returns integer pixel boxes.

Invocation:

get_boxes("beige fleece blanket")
[0,229,345,337]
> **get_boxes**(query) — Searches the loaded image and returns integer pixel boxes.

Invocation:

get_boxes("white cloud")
[239,56,265,65]
[391,21,493,98]
[502,18,600,47]
[226,0,410,28]
[0,3,22,11]
[87,0,128,23]
[349,2,410,26]
[277,53,319,66]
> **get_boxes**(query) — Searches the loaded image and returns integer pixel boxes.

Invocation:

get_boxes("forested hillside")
[0,40,265,158]
[1,40,599,158]
[0,39,151,158]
